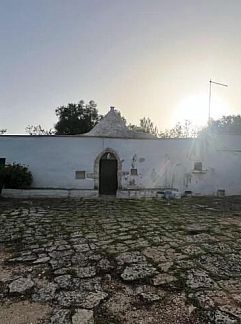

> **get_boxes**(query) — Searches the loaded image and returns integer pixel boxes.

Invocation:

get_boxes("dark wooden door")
[99,159,118,195]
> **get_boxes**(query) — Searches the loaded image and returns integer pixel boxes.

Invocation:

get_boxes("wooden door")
[99,158,117,195]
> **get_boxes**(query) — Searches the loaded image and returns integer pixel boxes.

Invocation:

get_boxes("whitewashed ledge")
[117,190,159,198]
[1,188,183,199]
[2,189,159,199]
[1,189,99,199]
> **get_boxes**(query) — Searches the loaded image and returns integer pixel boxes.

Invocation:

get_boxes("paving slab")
[0,196,241,323]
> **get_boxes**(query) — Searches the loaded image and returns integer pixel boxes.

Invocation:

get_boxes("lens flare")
[172,95,230,127]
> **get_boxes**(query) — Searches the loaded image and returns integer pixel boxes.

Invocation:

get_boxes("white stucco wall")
[0,134,240,196]
[188,134,241,195]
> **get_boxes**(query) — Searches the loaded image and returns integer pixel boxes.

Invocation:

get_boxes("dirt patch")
[100,291,199,324]
[0,247,10,263]
[0,301,51,324]
[0,247,28,282]
[0,247,13,282]
[0,266,13,282]
[218,218,241,226]
[97,277,199,324]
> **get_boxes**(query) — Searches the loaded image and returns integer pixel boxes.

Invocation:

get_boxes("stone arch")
[94,148,122,191]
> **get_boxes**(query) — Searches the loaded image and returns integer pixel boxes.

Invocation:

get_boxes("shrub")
[0,163,33,189]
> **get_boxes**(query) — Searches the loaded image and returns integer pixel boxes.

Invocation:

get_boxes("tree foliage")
[0,129,7,135]
[128,118,198,138]
[128,117,159,136]
[25,125,54,135]
[159,120,198,138]
[204,115,241,135]
[0,163,32,189]
[24,97,241,138]
[140,117,159,136]
[128,115,241,138]
[54,100,102,135]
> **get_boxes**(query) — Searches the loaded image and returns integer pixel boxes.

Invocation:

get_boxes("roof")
[83,107,156,139]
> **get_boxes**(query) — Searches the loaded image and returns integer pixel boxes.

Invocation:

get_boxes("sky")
[1,0,241,134]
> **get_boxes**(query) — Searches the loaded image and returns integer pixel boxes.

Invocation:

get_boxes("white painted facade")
[0,133,241,197]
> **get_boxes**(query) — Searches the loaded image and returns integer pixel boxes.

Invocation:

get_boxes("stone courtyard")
[1,197,241,323]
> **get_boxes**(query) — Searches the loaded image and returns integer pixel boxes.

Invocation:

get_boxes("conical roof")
[83,107,156,139]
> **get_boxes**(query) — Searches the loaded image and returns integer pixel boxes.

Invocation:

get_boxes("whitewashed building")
[0,108,241,198]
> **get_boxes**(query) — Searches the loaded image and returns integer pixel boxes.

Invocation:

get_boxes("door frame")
[94,148,122,192]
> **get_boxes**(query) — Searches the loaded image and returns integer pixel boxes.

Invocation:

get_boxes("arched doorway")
[99,152,118,195]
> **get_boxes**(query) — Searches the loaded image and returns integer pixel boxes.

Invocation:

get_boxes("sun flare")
[172,95,230,127]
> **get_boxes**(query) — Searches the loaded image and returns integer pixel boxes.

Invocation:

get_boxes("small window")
[131,168,138,176]
[75,171,86,179]
[194,162,202,171]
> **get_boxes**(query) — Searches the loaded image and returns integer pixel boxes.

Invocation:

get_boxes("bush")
[0,163,33,189]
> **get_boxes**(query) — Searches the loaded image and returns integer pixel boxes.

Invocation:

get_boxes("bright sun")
[172,95,230,127]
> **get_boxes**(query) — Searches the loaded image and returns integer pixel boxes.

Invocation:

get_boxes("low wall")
[1,188,181,199]
[1,189,99,199]
[117,189,162,198]
[1,188,233,199]
[2,189,159,199]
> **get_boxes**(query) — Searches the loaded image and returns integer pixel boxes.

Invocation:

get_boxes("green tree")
[204,115,241,135]
[140,117,159,136]
[25,125,54,135]
[54,100,102,135]
[128,117,159,136]
[159,120,198,138]
[0,163,32,189]
[128,118,197,138]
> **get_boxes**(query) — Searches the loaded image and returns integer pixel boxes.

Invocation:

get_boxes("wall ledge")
[1,188,98,198]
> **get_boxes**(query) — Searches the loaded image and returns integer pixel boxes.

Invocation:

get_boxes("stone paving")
[1,197,241,323]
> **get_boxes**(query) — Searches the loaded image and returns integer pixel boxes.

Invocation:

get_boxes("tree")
[0,129,7,135]
[128,117,159,136]
[128,117,198,138]
[54,100,102,135]
[25,125,54,135]
[159,120,198,138]
[203,115,241,135]
[140,117,159,136]
[0,163,32,189]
